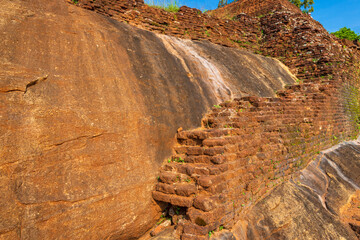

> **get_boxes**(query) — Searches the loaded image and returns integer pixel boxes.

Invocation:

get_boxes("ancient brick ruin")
[74,0,360,238]
[153,78,359,239]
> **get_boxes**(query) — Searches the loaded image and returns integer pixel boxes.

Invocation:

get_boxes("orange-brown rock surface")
[0,0,297,239]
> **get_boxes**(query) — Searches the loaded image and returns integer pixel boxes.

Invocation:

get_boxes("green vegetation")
[72,0,78,4]
[146,0,180,12]
[175,206,180,214]
[312,58,319,63]
[167,157,185,163]
[214,105,222,109]
[218,0,314,13]
[331,27,360,41]
[174,157,185,163]
[295,78,303,84]
[218,0,228,8]
[156,214,168,225]
[289,0,314,13]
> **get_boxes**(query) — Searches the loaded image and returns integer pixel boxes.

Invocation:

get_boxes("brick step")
[152,191,194,208]
[153,190,225,213]
[161,161,229,178]
[174,145,226,156]
[177,132,251,147]
[177,128,246,145]
[157,168,229,198]
[155,181,197,197]
[175,143,256,158]
[157,170,229,197]
[177,128,238,140]
[203,118,261,129]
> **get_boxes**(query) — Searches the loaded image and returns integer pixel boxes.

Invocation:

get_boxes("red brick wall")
[152,78,359,238]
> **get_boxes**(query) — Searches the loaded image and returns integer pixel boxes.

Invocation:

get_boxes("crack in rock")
[24,75,48,93]
[0,75,48,94]
[52,133,105,147]
[0,89,25,93]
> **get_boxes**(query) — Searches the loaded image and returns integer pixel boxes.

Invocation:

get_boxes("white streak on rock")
[159,34,232,102]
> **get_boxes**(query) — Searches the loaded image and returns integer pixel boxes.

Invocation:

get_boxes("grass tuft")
[145,0,181,12]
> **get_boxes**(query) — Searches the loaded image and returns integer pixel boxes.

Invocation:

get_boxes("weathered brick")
[183,223,209,236]
[188,130,208,140]
[177,131,190,140]
[193,196,216,212]
[202,138,227,147]
[208,182,227,194]
[175,184,197,197]
[197,176,218,188]
[152,191,171,203]
[194,167,210,176]
[187,207,225,226]
[225,144,238,153]
[204,147,225,156]
[208,166,221,175]
[187,147,205,156]
[208,129,230,138]
[159,172,178,184]
[181,234,207,240]
[156,183,175,194]
[171,195,194,207]
[174,146,188,154]
[211,155,225,164]
[185,155,211,164]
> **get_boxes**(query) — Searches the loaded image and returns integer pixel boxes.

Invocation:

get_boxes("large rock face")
[0,0,296,239]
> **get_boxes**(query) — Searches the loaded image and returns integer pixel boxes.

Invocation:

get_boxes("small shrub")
[174,157,185,163]
[331,27,360,41]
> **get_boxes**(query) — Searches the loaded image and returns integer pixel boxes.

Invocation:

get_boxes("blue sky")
[146,0,360,34]
[311,0,360,34]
